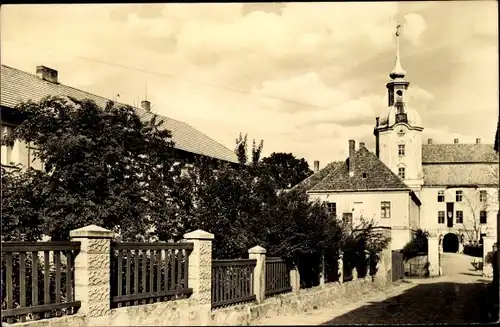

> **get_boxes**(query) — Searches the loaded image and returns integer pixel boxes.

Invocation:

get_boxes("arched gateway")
[442,233,459,253]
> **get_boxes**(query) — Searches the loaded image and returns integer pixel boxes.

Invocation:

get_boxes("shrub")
[402,229,429,260]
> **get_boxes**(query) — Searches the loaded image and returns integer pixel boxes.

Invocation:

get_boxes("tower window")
[437,191,445,202]
[396,90,403,96]
[398,144,405,156]
[479,190,487,202]
[456,190,463,202]
[398,167,405,179]
[438,211,445,224]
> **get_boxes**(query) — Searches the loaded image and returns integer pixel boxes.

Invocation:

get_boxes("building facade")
[300,27,499,252]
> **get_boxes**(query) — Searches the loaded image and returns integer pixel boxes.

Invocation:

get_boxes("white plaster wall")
[1,134,43,171]
[420,186,498,240]
[308,191,413,250]
[378,125,423,189]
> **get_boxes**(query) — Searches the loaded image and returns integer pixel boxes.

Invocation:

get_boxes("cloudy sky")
[1,2,498,168]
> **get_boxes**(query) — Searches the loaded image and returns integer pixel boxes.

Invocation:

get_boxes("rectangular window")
[1,125,13,165]
[480,211,487,224]
[398,144,405,156]
[381,201,391,218]
[456,210,463,224]
[438,211,445,224]
[479,190,487,202]
[437,190,445,202]
[456,190,463,202]
[326,202,337,218]
[398,167,405,179]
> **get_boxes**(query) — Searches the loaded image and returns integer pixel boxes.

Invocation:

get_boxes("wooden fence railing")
[211,259,256,309]
[265,257,292,297]
[1,242,81,324]
[110,242,193,308]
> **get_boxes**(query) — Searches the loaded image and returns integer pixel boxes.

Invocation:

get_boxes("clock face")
[398,128,405,137]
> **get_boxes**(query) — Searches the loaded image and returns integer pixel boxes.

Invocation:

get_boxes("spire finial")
[390,23,406,80]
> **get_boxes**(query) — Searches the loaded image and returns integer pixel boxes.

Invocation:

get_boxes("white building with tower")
[297,26,499,252]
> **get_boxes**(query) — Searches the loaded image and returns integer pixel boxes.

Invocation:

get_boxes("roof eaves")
[307,187,411,194]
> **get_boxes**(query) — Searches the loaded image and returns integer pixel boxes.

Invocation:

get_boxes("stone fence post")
[69,225,114,320]
[483,236,496,278]
[428,235,440,277]
[290,264,301,293]
[319,254,326,287]
[364,250,371,280]
[248,246,266,303]
[183,229,214,326]
[337,252,343,284]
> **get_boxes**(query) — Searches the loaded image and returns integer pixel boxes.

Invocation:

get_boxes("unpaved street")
[254,253,495,325]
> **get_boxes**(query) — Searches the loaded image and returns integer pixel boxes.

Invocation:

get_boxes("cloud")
[252,72,349,112]
[0,2,497,170]
[403,13,427,45]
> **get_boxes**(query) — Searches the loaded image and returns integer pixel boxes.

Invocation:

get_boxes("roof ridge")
[1,64,238,163]
[1,64,196,127]
[308,146,409,192]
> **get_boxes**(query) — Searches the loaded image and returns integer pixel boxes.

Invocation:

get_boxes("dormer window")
[362,173,367,178]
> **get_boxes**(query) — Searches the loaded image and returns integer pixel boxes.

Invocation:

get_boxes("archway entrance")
[443,233,459,253]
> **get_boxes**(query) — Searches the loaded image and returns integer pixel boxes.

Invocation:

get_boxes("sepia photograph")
[1,1,499,325]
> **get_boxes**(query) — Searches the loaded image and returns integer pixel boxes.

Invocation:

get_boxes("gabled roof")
[308,146,409,192]
[289,161,344,194]
[423,163,499,187]
[422,144,498,163]
[0,64,238,164]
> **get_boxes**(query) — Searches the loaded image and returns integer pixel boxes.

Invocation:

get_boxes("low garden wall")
[210,275,392,326]
[404,253,428,277]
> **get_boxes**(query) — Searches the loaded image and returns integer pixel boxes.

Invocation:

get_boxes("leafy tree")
[2,96,187,241]
[235,132,263,168]
[261,152,313,189]
[1,165,44,241]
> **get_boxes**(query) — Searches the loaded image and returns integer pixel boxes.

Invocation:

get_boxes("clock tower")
[374,24,424,191]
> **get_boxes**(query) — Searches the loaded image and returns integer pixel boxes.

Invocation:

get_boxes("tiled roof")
[290,161,343,194]
[0,64,238,164]
[423,163,499,186]
[308,147,409,192]
[422,144,498,163]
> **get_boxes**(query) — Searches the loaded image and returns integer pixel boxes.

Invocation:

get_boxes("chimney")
[141,100,151,112]
[428,138,433,144]
[36,65,58,84]
[454,138,459,144]
[359,142,365,148]
[314,160,320,173]
[349,139,355,177]
[476,138,481,144]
